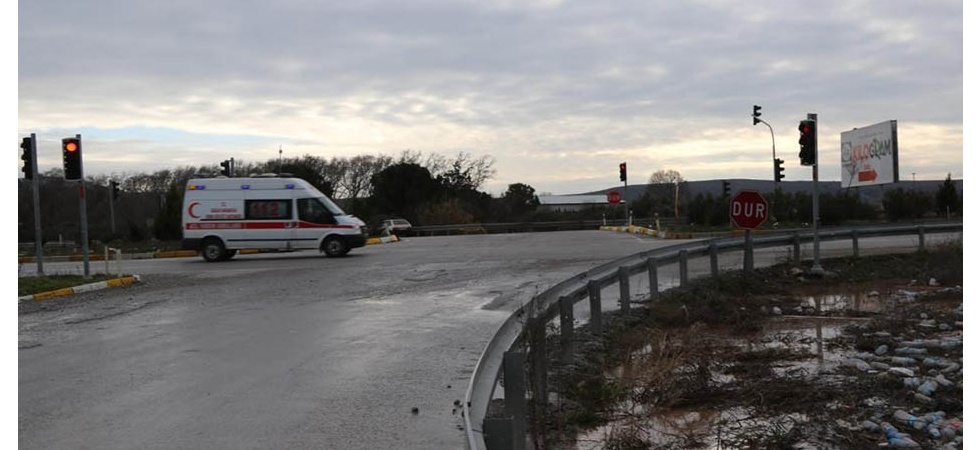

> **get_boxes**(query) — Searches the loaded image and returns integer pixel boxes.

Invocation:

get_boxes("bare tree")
[647,169,686,218]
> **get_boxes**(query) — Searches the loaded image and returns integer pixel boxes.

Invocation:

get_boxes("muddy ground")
[539,245,963,450]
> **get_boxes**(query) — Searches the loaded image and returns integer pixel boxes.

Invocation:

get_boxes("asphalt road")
[19,231,694,450]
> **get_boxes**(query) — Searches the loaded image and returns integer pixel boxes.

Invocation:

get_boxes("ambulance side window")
[245,200,291,220]
[297,198,335,224]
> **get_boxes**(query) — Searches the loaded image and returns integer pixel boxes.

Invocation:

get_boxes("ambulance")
[181,176,368,262]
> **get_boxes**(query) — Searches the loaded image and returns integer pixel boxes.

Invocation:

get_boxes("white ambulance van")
[181,176,368,262]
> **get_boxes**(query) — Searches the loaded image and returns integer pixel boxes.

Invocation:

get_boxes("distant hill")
[579,178,962,206]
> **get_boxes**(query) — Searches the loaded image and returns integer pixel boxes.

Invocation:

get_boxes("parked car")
[381,218,413,236]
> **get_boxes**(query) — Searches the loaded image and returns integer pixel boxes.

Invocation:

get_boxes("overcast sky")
[16,0,966,195]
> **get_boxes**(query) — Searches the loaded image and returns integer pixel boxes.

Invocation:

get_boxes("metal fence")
[462,222,963,450]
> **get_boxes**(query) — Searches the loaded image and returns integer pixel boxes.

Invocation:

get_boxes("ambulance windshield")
[318,197,346,216]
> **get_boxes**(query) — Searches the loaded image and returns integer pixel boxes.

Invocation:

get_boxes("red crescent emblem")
[188,201,201,219]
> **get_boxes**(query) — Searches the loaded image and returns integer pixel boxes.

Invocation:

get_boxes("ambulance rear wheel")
[323,236,348,258]
[201,238,226,262]
[222,249,238,261]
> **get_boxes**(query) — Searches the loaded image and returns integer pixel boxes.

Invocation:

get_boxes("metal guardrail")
[411,218,681,236]
[463,222,963,450]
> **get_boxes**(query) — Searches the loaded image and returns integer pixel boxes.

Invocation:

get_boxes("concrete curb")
[600,225,664,238]
[19,275,142,303]
[366,235,400,245]
[18,235,402,264]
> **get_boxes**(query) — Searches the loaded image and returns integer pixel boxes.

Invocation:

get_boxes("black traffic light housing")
[220,160,231,177]
[774,158,785,182]
[110,180,121,200]
[618,162,627,182]
[798,119,816,166]
[752,105,762,125]
[62,136,83,180]
[21,136,34,180]
[722,180,731,197]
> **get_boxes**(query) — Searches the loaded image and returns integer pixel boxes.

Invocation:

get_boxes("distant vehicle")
[381,218,413,236]
[181,176,368,261]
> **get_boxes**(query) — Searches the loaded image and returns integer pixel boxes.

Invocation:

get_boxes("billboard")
[840,120,899,188]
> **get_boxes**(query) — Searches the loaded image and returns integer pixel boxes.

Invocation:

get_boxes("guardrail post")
[484,418,513,450]
[503,351,526,450]
[588,281,602,335]
[708,242,719,277]
[678,250,689,286]
[851,230,860,257]
[792,232,801,264]
[528,317,547,447]
[559,296,574,365]
[918,225,925,251]
[618,266,630,313]
[646,257,659,302]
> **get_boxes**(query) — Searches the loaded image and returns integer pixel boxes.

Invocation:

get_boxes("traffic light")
[774,158,785,182]
[21,136,34,180]
[798,119,816,166]
[722,180,731,197]
[110,180,121,199]
[619,162,627,182]
[220,159,231,177]
[752,105,762,125]
[62,136,83,180]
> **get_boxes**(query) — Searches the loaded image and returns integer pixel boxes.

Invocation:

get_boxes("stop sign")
[607,190,621,204]
[730,190,769,229]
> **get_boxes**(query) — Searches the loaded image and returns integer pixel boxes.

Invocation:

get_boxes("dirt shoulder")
[548,245,963,450]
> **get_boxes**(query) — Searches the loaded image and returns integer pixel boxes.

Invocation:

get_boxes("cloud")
[18,0,963,194]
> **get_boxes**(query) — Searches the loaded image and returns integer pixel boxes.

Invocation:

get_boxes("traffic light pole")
[72,134,91,279]
[109,182,117,235]
[756,118,779,223]
[808,113,823,275]
[28,133,44,275]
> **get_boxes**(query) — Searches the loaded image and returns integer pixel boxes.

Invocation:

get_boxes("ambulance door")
[243,198,293,249]
[295,197,337,250]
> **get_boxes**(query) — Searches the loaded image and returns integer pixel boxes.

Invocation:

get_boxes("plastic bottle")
[896,347,928,355]
[902,377,921,389]
[913,393,933,404]
[842,358,871,371]
[881,422,921,447]
[893,410,926,429]
[891,356,917,366]
[917,379,938,396]
[889,367,916,377]
[861,420,881,432]
[933,375,953,387]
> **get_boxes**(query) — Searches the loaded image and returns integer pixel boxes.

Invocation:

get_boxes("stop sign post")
[730,190,768,229]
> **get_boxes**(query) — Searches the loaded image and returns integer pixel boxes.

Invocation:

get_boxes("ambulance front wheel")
[323,236,349,258]
[201,238,227,262]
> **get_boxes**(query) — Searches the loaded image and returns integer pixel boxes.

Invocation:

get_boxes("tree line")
[18,153,961,249]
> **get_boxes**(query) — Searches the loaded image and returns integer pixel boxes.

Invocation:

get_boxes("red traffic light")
[799,122,812,135]
[65,141,79,152]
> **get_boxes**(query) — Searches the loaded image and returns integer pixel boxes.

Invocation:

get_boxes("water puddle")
[572,288,916,450]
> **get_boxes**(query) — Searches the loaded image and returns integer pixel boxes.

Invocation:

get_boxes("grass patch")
[18,274,122,297]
